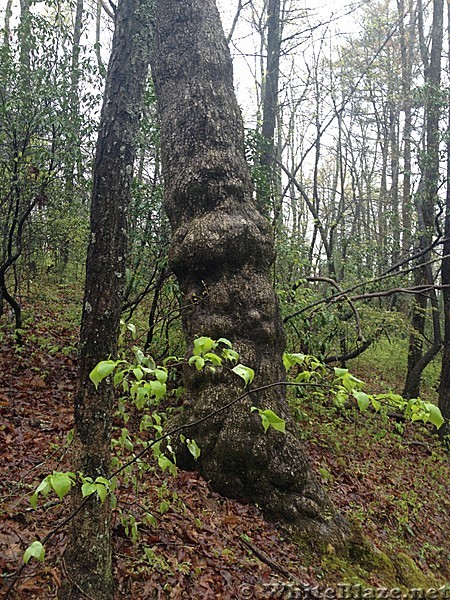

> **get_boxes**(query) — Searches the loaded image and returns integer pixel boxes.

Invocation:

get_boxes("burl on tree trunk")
[152,0,349,549]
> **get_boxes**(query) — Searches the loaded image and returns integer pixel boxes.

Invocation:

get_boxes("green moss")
[391,552,439,587]
[302,523,440,590]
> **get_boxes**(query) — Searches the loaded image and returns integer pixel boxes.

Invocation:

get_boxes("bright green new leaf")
[334,368,348,378]
[251,407,286,434]
[90,360,117,389]
[158,454,173,473]
[186,438,201,460]
[30,475,52,507]
[154,369,168,384]
[260,409,286,433]
[23,541,45,564]
[232,364,255,386]
[294,371,311,383]
[49,472,75,501]
[371,398,381,412]
[113,370,124,386]
[133,347,146,365]
[81,482,97,498]
[425,403,444,429]
[189,355,205,371]
[35,477,52,497]
[95,482,108,504]
[354,391,370,412]
[135,385,150,407]
[217,337,232,348]
[204,352,222,366]
[150,380,166,400]
[133,367,144,381]
[95,476,110,487]
[193,336,215,355]
[283,352,305,370]
[222,348,239,363]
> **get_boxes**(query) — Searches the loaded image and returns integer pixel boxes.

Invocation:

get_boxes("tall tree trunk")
[404,0,443,398]
[60,1,151,597]
[256,0,281,216]
[151,0,349,550]
[397,0,415,259]
[438,0,450,443]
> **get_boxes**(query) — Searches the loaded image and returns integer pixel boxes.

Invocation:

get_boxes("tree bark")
[60,1,152,597]
[257,0,281,216]
[438,0,450,443]
[404,0,443,398]
[151,0,349,550]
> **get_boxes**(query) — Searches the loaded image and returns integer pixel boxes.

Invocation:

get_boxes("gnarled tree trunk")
[151,0,349,550]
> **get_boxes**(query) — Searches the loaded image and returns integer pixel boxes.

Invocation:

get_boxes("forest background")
[1,0,450,596]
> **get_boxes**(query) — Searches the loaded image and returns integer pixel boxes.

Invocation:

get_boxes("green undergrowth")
[351,336,441,398]
[3,290,450,593]
[289,367,450,587]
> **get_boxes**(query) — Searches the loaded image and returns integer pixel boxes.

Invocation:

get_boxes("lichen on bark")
[151,0,349,550]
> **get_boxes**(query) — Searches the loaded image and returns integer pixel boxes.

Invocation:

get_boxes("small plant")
[24,333,285,563]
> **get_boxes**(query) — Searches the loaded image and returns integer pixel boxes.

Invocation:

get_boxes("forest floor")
[1,286,450,598]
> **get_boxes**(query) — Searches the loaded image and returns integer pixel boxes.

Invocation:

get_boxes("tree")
[256,0,281,216]
[404,0,443,399]
[61,0,152,597]
[438,0,450,443]
[151,0,349,549]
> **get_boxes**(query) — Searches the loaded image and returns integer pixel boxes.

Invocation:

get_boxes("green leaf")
[371,398,381,412]
[222,348,239,363]
[259,409,286,433]
[113,370,124,386]
[95,476,110,486]
[49,472,75,501]
[81,482,97,498]
[23,541,45,564]
[217,337,232,348]
[204,352,222,366]
[425,403,444,429]
[193,336,215,355]
[127,323,137,338]
[154,369,168,384]
[283,352,305,370]
[189,355,205,371]
[294,371,311,383]
[163,355,179,366]
[158,454,174,473]
[95,482,108,504]
[150,380,166,400]
[66,429,74,444]
[334,368,348,378]
[35,477,52,497]
[89,360,117,389]
[354,391,370,412]
[232,364,255,386]
[133,367,144,381]
[186,438,201,460]
[251,407,286,434]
